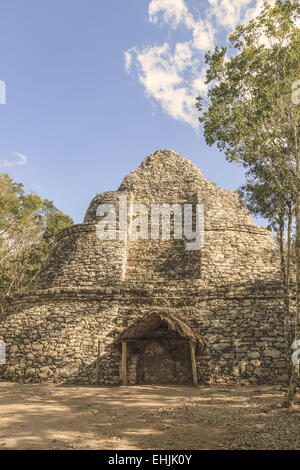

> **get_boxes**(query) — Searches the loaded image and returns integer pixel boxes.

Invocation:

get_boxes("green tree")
[238,164,295,370]
[0,173,73,310]
[196,0,300,406]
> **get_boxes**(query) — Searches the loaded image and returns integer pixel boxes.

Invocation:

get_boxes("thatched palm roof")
[113,311,205,350]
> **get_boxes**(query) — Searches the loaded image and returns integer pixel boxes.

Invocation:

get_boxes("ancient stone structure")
[0,150,292,385]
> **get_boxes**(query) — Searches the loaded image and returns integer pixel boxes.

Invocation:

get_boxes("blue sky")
[0,0,270,225]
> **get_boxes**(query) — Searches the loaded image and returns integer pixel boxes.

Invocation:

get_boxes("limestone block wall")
[84,190,133,224]
[0,279,293,385]
[32,225,127,290]
[200,227,280,284]
[0,293,122,384]
[32,190,134,291]
[116,280,292,385]
[125,239,201,281]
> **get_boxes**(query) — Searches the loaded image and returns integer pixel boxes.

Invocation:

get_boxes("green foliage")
[0,173,73,309]
[196,0,299,231]
[237,162,295,227]
[196,0,300,197]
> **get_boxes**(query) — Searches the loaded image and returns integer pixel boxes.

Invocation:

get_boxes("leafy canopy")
[0,173,73,306]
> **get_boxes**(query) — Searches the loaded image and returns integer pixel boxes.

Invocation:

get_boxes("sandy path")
[0,383,299,450]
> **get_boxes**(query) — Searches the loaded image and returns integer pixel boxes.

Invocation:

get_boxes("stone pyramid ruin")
[0,150,290,385]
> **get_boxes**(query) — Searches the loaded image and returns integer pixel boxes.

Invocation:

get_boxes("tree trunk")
[278,212,289,328]
[278,211,293,386]
[283,148,299,408]
[121,341,128,386]
[286,204,292,292]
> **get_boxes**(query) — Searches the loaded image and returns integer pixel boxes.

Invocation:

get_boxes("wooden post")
[95,339,100,385]
[121,341,128,386]
[189,340,198,386]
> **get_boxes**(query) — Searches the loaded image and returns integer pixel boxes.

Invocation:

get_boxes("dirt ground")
[0,382,299,450]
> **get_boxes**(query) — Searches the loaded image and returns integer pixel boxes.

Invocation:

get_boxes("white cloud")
[148,0,215,50]
[192,18,215,51]
[243,0,275,25]
[192,69,210,95]
[125,0,283,129]
[174,41,193,69]
[124,50,133,74]
[149,0,194,29]
[208,0,254,30]
[0,152,27,168]
[136,43,195,126]
[0,80,6,104]
[131,40,209,128]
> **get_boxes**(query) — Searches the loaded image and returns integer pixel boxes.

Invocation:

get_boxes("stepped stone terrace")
[0,150,292,386]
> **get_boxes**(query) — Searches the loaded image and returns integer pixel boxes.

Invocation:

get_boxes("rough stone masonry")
[0,150,294,385]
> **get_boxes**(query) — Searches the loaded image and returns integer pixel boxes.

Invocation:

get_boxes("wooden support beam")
[189,340,198,386]
[121,341,128,386]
